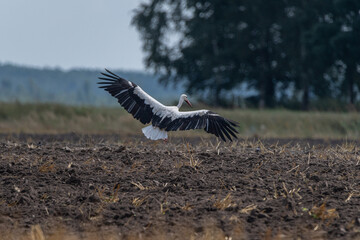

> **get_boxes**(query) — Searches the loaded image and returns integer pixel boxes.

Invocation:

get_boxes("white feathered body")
[142,125,168,140]
[98,69,239,142]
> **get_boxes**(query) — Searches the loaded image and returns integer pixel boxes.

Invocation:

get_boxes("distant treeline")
[133,0,360,110]
[0,63,183,106]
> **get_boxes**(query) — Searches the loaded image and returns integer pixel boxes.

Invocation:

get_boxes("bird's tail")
[142,125,168,140]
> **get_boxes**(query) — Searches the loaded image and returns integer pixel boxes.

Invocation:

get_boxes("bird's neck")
[177,97,184,109]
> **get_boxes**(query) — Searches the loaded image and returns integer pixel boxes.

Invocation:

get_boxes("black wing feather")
[164,111,239,142]
[105,68,122,78]
[98,69,154,124]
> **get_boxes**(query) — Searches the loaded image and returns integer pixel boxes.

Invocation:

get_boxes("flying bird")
[98,69,239,141]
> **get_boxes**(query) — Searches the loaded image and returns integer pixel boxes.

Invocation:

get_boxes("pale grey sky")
[0,0,146,71]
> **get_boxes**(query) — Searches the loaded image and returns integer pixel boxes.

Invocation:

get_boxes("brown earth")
[0,134,359,239]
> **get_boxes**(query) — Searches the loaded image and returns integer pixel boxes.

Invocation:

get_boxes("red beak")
[185,99,192,107]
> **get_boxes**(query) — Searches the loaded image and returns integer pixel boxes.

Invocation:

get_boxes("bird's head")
[181,94,192,107]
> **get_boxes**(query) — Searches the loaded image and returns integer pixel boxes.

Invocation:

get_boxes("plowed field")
[0,134,359,239]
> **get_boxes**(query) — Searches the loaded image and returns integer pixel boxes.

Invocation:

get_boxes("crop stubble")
[0,134,359,239]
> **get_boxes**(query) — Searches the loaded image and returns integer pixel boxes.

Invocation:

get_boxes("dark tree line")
[132,0,360,109]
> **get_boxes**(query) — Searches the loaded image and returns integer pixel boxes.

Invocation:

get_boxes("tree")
[331,0,360,105]
[280,0,336,110]
[242,1,288,108]
[132,0,360,109]
[132,0,253,106]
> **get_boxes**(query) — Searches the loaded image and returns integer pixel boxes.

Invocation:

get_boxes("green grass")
[0,102,359,139]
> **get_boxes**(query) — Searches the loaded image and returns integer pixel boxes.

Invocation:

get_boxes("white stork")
[98,69,239,141]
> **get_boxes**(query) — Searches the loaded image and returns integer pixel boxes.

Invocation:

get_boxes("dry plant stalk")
[160,202,169,214]
[181,202,194,211]
[30,224,45,240]
[27,144,37,150]
[213,193,236,210]
[131,181,147,190]
[240,204,257,214]
[186,143,201,168]
[38,160,55,173]
[132,196,148,207]
[281,182,301,199]
[310,203,339,224]
[345,192,360,202]
[111,183,120,203]
[96,184,120,203]
[273,182,279,199]
[215,140,221,155]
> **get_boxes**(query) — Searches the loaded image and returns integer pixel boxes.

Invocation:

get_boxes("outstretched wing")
[98,69,239,141]
[159,110,239,142]
[98,69,167,124]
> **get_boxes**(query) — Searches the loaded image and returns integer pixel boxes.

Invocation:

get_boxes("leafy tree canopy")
[132,0,360,109]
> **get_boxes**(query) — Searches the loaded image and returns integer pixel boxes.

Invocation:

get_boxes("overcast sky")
[0,0,146,71]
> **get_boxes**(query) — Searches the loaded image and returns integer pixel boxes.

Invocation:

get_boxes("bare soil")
[0,134,359,239]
